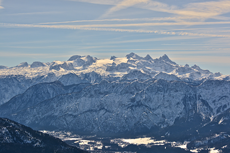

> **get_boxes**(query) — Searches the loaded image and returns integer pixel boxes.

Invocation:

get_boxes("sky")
[0,0,230,74]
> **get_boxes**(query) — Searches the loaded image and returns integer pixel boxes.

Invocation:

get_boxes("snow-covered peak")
[0,65,8,69]
[126,52,142,60]
[191,64,200,70]
[110,56,117,60]
[68,55,82,61]
[144,54,153,60]
[49,61,74,71]
[70,55,97,68]
[121,69,152,82]
[16,62,28,68]
[156,54,177,65]
[154,72,181,81]
[160,54,170,60]
[83,55,97,64]
[30,61,46,68]
[185,64,189,67]
[0,53,228,82]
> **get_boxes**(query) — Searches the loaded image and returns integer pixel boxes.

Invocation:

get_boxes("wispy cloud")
[101,0,149,18]
[101,36,201,44]
[0,40,70,45]
[70,0,174,18]
[68,0,120,5]
[1,23,230,38]
[72,21,230,27]
[0,0,3,9]
[0,52,71,58]
[6,11,61,16]
[79,27,230,38]
[181,0,230,18]
[136,0,230,21]
[11,21,230,28]
[40,17,184,25]
[4,45,75,49]
[70,0,230,21]
[174,56,230,64]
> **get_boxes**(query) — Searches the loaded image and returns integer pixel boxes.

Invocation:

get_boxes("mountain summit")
[126,52,142,59]
[158,54,177,65]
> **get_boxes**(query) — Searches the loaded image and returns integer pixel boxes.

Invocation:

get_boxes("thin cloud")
[101,0,149,18]
[21,21,230,28]
[76,36,201,46]
[68,0,173,18]
[0,40,70,45]
[182,0,230,18]
[5,45,75,49]
[138,0,230,21]
[6,11,61,16]
[0,0,3,9]
[39,17,184,25]
[1,23,230,38]
[73,21,230,27]
[174,56,230,64]
[68,0,120,5]
[140,0,230,21]
[0,52,70,58]
[70,0,230,21]
[98,28,230,38]
[102,36,200,44]
[153,50,230,55]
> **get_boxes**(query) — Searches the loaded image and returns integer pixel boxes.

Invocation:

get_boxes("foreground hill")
[0,118,87,153]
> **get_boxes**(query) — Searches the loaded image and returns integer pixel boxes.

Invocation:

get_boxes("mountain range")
[0,53,230,152]
[0,53,228,105]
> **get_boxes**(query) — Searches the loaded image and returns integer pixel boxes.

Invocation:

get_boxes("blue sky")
[0,0,230,74]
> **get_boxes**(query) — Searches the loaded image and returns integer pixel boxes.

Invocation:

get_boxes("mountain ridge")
[1,78,229,137]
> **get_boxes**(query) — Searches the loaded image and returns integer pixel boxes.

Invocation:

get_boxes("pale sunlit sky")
[0,0,230,74]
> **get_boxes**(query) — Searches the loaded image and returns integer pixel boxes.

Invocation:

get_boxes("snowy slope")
[1,78,230,136]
